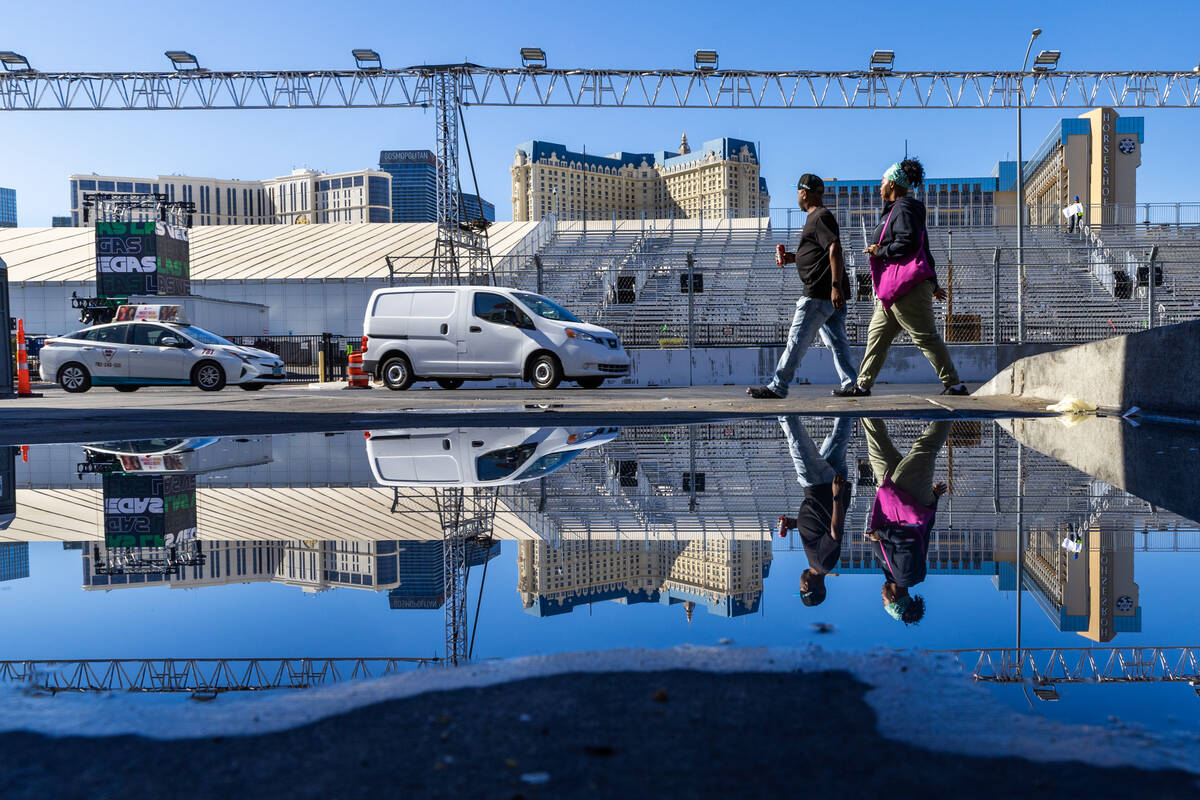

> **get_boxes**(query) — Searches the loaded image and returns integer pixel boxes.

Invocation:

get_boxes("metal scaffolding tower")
[433,486,498,665]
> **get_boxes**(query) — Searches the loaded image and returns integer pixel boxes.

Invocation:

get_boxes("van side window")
[373,292,414,318]
[474,292,517,325]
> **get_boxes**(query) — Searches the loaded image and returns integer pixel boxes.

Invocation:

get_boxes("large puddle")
[2,414,1198,733]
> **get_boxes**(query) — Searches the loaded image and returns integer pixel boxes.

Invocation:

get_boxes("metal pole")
[944,230,954,340]
[535,254,543,295]
[687,252,695,387]
[688,425,697,513]
[992,248,1002,344]
[1147,245,1158,328]
[1015,29,1041,344]
[1016,442,1025,650]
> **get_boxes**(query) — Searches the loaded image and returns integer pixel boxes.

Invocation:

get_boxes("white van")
[365,426,620,487]
[361,286,630,390]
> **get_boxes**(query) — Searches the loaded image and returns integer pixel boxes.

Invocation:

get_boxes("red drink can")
[775,244,785,266]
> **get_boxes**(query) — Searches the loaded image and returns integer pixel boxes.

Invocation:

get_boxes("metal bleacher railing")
[488,205,1200,349]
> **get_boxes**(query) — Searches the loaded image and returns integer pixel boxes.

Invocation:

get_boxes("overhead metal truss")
[959,646,1200,685]
[3,66,1200,110]
[0,657,439,694]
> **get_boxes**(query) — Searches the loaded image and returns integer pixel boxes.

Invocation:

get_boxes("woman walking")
[833,158,968,397]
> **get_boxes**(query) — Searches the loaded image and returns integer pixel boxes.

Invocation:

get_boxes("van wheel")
[58,363,91,393]
[576,377,604,390]
[192,361,226,392]
[381,355,414,391]
[436,378,464,390]
[114,385,141,392]
[528,354,562,390]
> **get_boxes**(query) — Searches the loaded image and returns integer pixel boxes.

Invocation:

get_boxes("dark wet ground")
[2,670,1197,799]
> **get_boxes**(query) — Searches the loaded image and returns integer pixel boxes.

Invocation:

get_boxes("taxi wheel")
[436,379,464,390]
[381,355,414,391]
[114,385,140,393]
[528,353,562,390]
[192,361,227,392]
[239,383,266,391]
[58,363,91,393]
[576,377,604,390]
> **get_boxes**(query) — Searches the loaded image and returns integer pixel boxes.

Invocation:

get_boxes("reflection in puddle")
[2,416,1199,722]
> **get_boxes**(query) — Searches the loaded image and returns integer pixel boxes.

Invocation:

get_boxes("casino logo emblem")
[1118,137,1136,155]
[1116,595,1134,612]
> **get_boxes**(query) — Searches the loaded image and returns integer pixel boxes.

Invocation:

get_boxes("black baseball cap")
[797,174,824,194]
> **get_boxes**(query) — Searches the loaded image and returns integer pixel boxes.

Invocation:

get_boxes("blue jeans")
[780,415,852,488]
[767,296,858,396]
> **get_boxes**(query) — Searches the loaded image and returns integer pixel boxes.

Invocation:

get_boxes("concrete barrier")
[976,320,1200,415]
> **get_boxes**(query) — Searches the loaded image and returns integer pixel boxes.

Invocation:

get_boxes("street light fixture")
[869,50,895,72]
[0,51,32,72]
[1014,27,1044,343]
[694,49,719,72]
[1032,50,1061,72]
[164,51,201,71]
[520,47,546,69]
[352,49,382,71]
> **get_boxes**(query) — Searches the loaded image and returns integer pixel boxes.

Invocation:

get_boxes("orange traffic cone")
[15,319,38,397]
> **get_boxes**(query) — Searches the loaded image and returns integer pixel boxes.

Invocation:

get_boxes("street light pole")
[1015,28,1041,344]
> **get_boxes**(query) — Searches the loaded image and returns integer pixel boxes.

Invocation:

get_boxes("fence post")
[686,252,695,387]
[992,248,1002,345]
[534,254,543,295]
[320,332,332,381]
[1147,245,1158,329]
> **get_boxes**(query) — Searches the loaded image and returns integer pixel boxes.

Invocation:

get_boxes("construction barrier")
[346,350,370,389]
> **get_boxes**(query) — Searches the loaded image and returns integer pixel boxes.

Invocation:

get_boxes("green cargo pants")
[857,279,960,389]
[862,418,951,508]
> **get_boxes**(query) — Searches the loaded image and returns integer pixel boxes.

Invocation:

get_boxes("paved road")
[1,670,1194,799]
[2,383,1051,445]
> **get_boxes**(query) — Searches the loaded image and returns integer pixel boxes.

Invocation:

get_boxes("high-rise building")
[0,542,29,582]
[50,216,72,227]
[823,107,1143,229]
[67,168,393,227]
[0,187,16,227]
[387,541,499,610]
[511,134,770,222]
[376,150,495,223]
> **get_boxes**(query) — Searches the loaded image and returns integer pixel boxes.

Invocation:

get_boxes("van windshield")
[512,292,581,323]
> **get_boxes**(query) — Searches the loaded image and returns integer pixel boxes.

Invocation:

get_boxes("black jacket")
[872,197,939,284]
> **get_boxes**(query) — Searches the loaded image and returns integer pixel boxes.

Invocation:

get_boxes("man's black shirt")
[794,206,849,300]
[797,483,851,574]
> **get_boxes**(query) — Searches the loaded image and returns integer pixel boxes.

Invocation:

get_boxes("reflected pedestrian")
[748,174,857,399]
[776,416,853,606]
[833,158,968,397]
[861,417,951,625]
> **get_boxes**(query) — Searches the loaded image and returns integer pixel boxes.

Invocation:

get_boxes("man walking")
[776,415,853,607]
[747,175,857,399]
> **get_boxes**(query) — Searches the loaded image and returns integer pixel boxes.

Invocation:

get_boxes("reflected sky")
[1,416,1198,728]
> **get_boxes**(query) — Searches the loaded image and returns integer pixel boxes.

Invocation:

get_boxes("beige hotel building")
[512,134,770,222]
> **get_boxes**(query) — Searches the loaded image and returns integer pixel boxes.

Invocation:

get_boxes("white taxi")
[38,305,286,393]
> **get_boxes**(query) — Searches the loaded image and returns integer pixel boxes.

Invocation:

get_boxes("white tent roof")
[0,222,538,283]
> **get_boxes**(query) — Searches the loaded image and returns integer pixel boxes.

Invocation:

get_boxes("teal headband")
[885,596,913,621]
[883,163,911,190]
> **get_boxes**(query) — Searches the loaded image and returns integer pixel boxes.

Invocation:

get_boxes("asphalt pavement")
[1,382,1052,445]
[1,670,1194,799]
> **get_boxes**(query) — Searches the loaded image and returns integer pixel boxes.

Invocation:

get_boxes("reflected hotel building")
[518,538,772,618]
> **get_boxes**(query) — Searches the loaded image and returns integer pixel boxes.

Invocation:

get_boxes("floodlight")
[1193,61,1200,74]
[869,50,895,72]
[0,51,32,72]
[520,47,546,69]
[352,49,382,70]
[694,49,718,72]
[1032,49,1061,72]
[164,51,200,71]
[1031,681,1060,702]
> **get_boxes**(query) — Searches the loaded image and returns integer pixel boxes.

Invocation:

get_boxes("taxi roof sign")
[114,304,189,324]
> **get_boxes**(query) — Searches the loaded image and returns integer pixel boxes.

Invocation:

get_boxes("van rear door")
[407,290,461,376]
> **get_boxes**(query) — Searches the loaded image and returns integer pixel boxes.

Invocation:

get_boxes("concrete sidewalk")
[2,384,1051,445]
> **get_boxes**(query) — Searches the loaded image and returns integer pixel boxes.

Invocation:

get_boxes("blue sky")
[5,0,1200,225]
